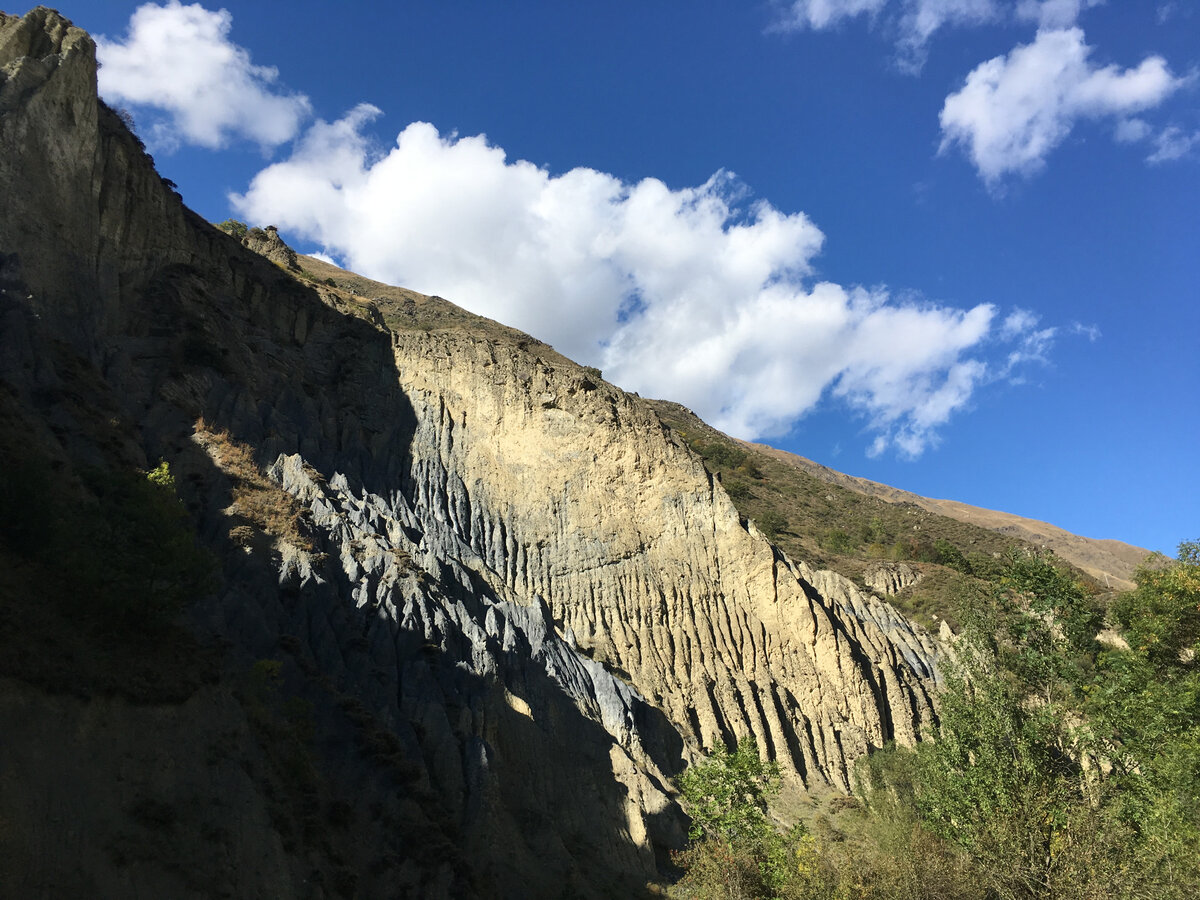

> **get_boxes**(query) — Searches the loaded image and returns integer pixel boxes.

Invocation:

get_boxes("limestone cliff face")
[1,8,942,897]
[392,331,941,789]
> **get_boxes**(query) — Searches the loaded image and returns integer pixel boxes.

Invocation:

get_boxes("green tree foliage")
[673,738,812,899]
[69,460,214,631]
[216,218,248,239]
[679,737,781,845]
[934,537,973,574]
[914,631,1093,898]
[912,547,1200,899]
[757,510,787,540]
[0,454,214,633]
[671,547,1200,899]
[819,528,853,554]
[1085,542,1200,891]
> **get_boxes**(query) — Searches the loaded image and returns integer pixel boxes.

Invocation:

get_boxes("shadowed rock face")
[0,7,942,896]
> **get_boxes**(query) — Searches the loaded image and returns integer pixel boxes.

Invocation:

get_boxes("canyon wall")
[0,8,942,896]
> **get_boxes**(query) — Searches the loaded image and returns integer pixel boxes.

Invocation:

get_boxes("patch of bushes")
[0,454,212,632]
[215,219,248,239]
[756,510,787,539]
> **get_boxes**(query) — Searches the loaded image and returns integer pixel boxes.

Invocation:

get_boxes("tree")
[914,548,1200,899]
[1083,542,1200,896]
[71,460,214,631]
[216,218,248,239]
[914,628,1085,899]
[673,737,810,899]
[679,737,780,845]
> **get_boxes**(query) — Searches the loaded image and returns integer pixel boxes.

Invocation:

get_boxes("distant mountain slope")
[745,442,1149,591]
[649,401,1148,594]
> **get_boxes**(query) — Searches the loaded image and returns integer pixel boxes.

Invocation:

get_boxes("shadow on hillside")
[128,244,685,896]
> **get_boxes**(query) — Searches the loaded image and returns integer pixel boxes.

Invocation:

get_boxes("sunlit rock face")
[0,7,943,896]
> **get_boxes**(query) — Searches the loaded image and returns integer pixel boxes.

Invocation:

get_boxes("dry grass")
[193,417,311,550]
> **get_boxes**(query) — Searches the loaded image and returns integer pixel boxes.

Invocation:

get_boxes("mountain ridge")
[743,440,1148,591]
[1,8,940,895]
[0,7,1147,897]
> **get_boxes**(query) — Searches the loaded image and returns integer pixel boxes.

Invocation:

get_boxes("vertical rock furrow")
[390,332,943,787]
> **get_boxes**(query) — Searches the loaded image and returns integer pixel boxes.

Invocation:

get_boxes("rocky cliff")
[0,8,942,898]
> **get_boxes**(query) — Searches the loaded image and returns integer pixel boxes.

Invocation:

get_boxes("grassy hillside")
[648,400,1102,630]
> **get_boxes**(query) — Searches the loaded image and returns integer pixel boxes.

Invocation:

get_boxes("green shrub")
[724,480,753,501]
[64,461,214,632]
[757,510,786,539]
[673,738,814,898]
[820,528,854,554]
[934,538,972,574]
[216,219,248,239]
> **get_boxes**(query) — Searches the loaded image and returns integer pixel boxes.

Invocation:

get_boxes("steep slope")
[650,401,1144,625]
[744,441,1149,591]
[1,7,941,897]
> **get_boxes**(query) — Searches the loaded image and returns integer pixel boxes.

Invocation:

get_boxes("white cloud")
[896,0,1002,69]
[1000,307,1039,339]
[1147,125,1200,163]
[96,1,310,150]
[775,1,1003,70]
[775,0,889,30]
[1114,117,1152,143]
[939,28,1184,183]
[1108,117,1200,163]
[1070,321,1102,341]
[998,309,1056,375]
[232,111,1026,456]
[1015,0,1102,29]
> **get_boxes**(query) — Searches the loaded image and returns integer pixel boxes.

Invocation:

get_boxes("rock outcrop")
[391,331,942,789]
[864,562,923,597]
[0,7,943,897]
[241,225,301,272]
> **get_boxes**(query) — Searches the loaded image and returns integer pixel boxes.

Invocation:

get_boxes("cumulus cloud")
[96,1,310,150]
[231,110,1035,456]
[774,0,889,30]
[939,27,1185,183]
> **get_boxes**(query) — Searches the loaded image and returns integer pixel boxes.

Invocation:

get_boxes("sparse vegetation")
[0,432,218,699]
[193,417,311,550]
[652,401,1092,627]
[215,218,248,239]
[670,548,1200,898]
[672,737,814,899]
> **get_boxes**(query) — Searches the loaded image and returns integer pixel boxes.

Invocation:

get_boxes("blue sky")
[72,1,1197,554]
